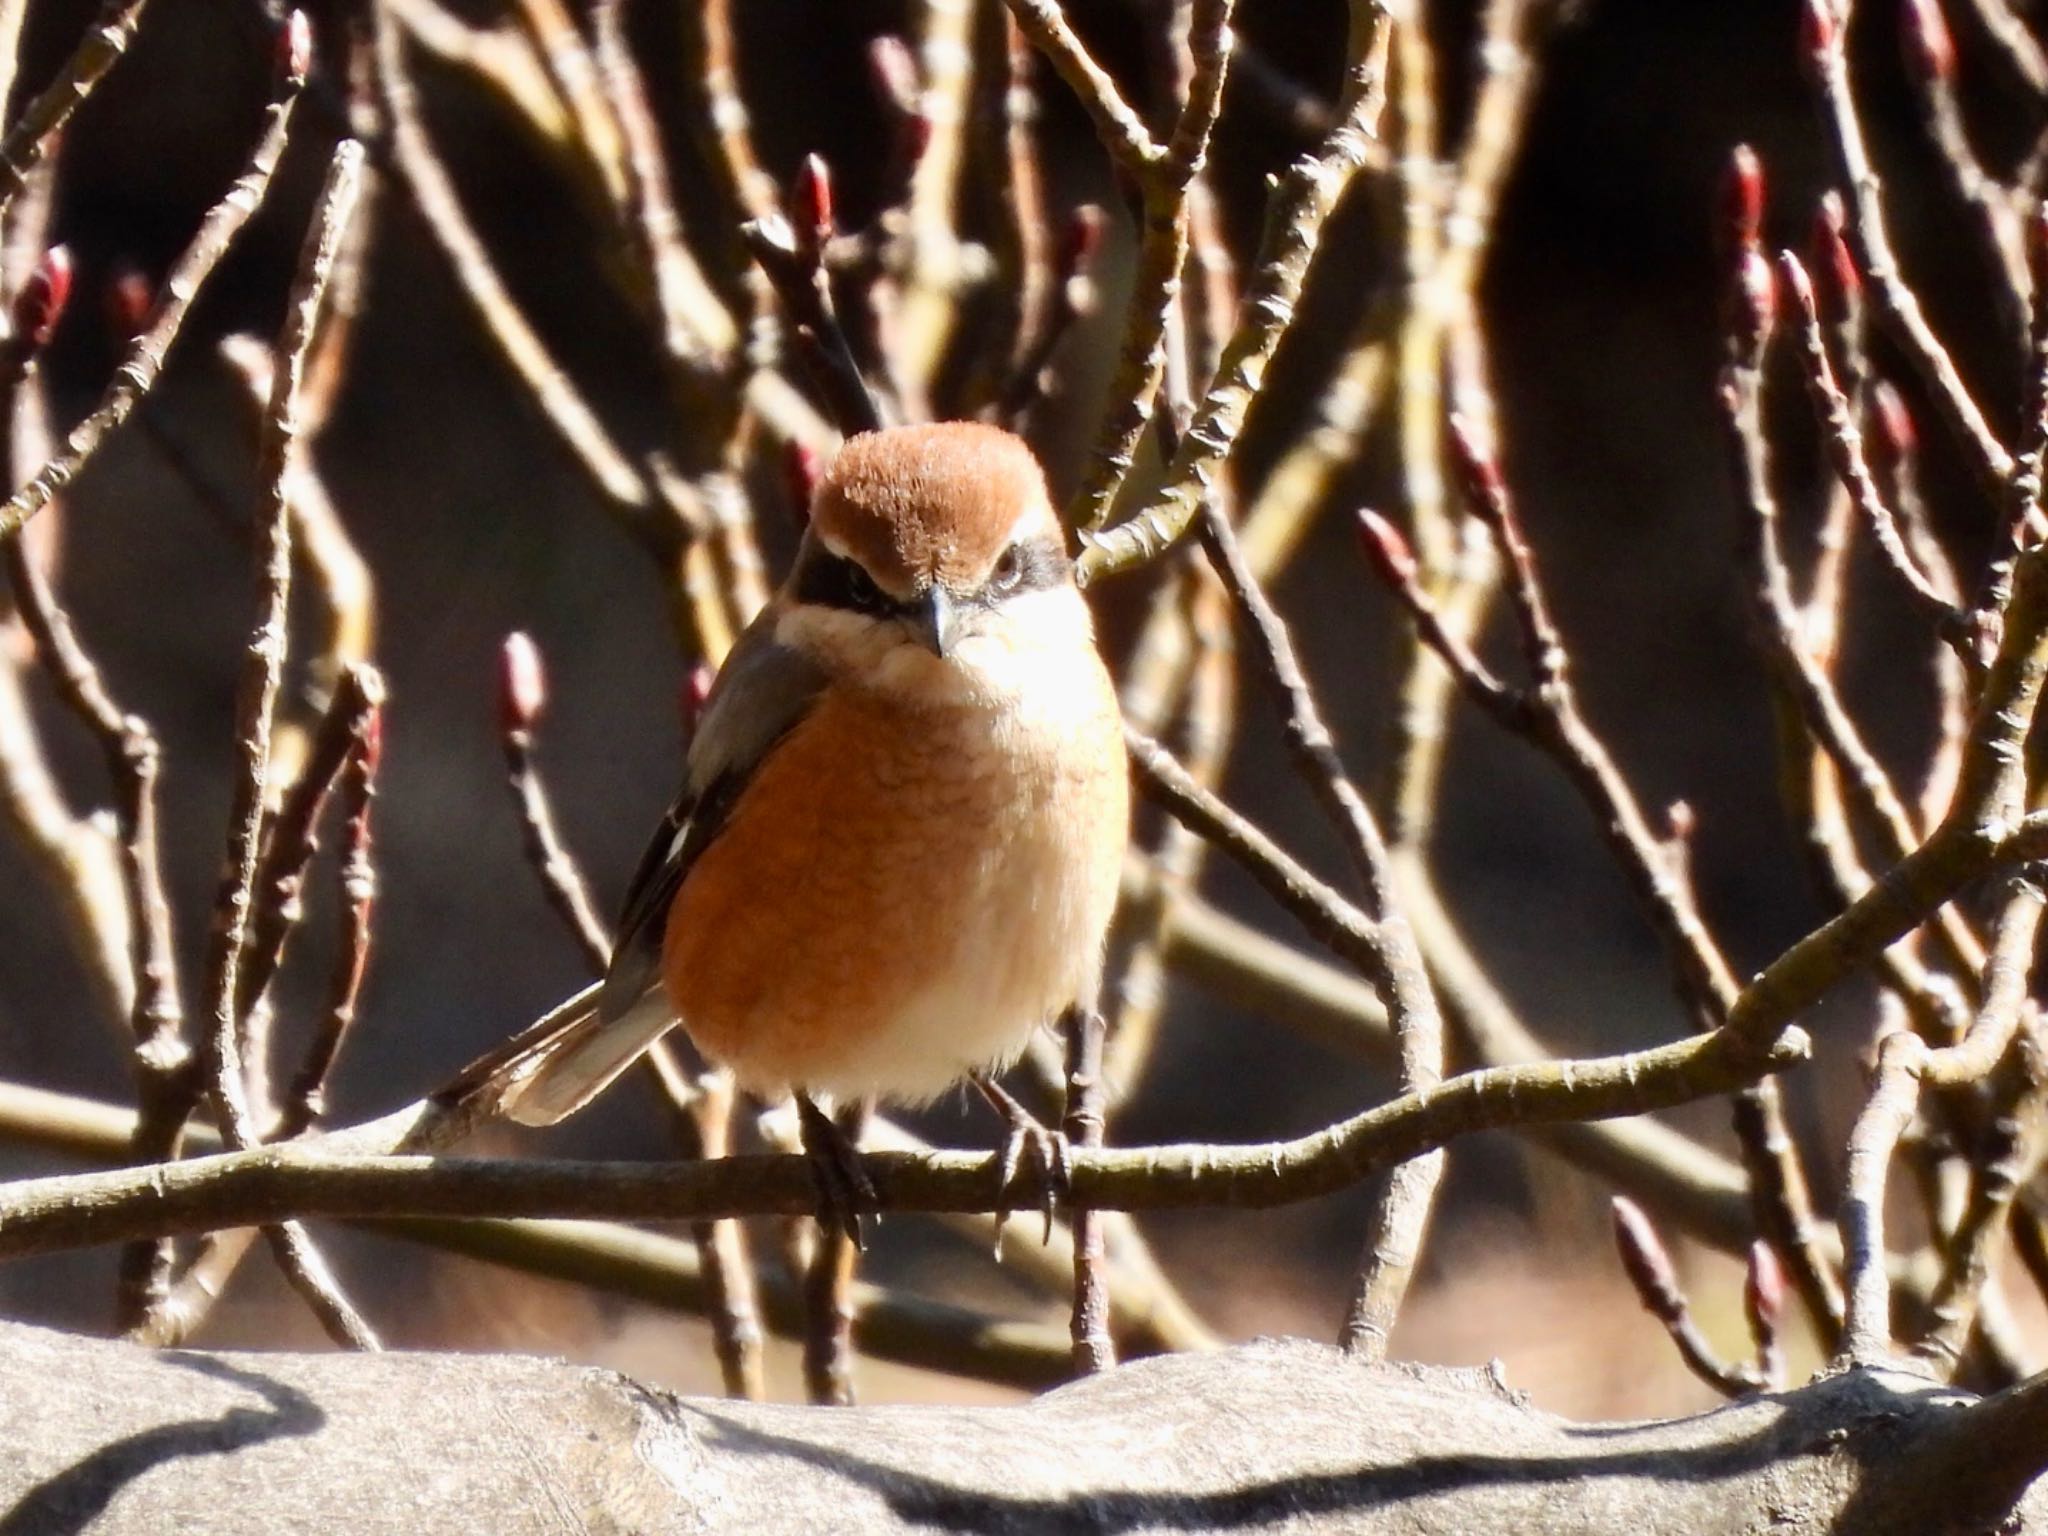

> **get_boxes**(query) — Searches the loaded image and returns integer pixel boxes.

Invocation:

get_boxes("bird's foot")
[972,1073,1071,1256]
[796,1094,877,1251]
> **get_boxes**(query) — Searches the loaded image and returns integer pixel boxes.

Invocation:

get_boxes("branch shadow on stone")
[0,1351,324,1536]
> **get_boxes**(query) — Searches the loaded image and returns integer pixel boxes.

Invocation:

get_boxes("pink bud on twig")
[792,154,834,260]
[1800,0,1837,60]
[1446,412,1506,518]
[1869,380,1918,468]
[10,245,71,356]
[1744,1239,1785,1344]
[1728,247,1776,360]
[279,10,313,88]
[1611,1197,1685,1323]
[1722,145,1765,255]
[1775,249,1815,322]
[1900,0,1955,83]
[1355,508,1418,589]
[1809,194,1860,321]
[498,632,547,735]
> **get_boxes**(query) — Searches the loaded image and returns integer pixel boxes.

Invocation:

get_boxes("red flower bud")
[1809,193,1860,321]
[1869,380,1918,468]
[1900,0,1955,83]
[1356,508,1418,589]
[10,245,71,356]
[1722,145,1765,255]
[1446,412,1507,517]
[498,632,547,735]
[791,154,833,260]
[1725,246,1777,364]
[1801,0,1838,59]
[1611,1197,1684,1323]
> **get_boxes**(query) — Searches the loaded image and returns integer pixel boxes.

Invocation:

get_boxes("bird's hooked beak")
[910,585,963,659]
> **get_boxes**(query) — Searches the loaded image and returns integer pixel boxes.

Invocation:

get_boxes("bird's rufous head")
[790,422,1075,661]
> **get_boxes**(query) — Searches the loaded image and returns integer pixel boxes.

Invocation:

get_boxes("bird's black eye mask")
[793,545,903,618]
[793,537,1071,615]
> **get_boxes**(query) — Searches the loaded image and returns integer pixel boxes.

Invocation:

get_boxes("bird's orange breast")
[661,663,1125,1101]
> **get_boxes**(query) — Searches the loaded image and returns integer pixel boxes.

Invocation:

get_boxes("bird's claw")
[975,1074,1070,1256]
[796,1094,877,1251]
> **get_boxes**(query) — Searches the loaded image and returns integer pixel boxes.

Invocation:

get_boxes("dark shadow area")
[0,1352,324,1536]
[683,1385,1839,1534]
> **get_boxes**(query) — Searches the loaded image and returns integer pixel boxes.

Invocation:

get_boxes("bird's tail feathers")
[494,988,678,1127]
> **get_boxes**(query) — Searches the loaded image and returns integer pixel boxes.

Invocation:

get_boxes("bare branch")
[1001,0,1162,180]
[0,24,305,541]
[1079,1,1390,578]
[198,138,376,1353]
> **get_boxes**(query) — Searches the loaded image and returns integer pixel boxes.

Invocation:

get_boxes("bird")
[471,421,1129,1238]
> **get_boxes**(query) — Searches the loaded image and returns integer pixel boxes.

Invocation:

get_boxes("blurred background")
[0,0,2038,1417]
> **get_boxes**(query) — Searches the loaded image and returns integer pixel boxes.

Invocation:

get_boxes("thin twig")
[1896,868,2048,1376]
[375,8,654,520]
[1805,0,2013,495]
[1106,566,1235,1100]
[588,0,732,385]
[1194,498,1445,1357]
[1001,0,1162,180]
[276,682,385,1140]
[1778,252,1963,640]
[1727,248,1979,1041]
[1063,1005,1114,1375]
[1079,1,1390,578]
[3,440,189,1332]
[497,633,611,971]
[742,160,885,438]
[1969,202,2048,673]
[1954,0,2048,94]
[198,139,377,1353]
[0,0,154,212]
[1612,1196,1763,1397]
[1366,411,1846,1337]
[1069,0,1235,532]
[234,666,387,1027]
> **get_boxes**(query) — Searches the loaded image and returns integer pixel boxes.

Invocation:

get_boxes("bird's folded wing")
[486,617,829,1127]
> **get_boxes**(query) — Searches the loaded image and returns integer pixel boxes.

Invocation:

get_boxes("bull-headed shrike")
[478,421,1129,1236]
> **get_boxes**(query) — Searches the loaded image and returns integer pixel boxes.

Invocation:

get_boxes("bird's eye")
[989,544,1024,595]
[843,562,884,611]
